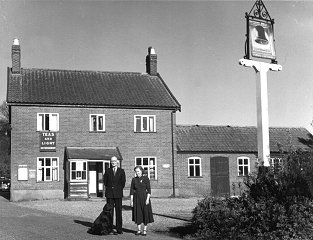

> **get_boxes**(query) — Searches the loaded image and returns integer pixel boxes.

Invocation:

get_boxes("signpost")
[239,0,282,168]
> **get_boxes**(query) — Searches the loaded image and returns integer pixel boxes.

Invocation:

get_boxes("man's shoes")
[142,230,147,236]
[135,231,141,235]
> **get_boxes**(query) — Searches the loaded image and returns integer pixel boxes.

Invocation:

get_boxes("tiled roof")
[7,68,180,110]
[176,125,311,153]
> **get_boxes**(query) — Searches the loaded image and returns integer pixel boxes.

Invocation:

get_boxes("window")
[134,115,156,132]
[269,157,283,173]
[37,157,59,182]
[90,114,105,132]
[70,161,87,182]
[37,113,59,131]
[135,157,157,180]
[188,157,202,177]
[237,157,250,176]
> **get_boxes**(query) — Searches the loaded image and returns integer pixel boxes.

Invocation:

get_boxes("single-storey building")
[175,125,311,197]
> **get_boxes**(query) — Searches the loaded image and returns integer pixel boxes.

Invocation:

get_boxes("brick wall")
[175,152,258,197]
[10,106,176,200]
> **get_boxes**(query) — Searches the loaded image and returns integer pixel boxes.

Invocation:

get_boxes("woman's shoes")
[135,231,141,236]
[142,230,147,236]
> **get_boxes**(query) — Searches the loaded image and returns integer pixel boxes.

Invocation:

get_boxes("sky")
[0,0,312,132]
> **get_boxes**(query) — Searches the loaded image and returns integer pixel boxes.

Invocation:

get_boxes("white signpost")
[240,0,282,169]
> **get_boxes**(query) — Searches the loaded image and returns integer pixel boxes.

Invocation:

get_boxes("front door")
[210,156,230,197]
[88,161,110,197]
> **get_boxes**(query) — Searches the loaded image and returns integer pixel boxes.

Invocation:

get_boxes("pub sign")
[244,0,277,62]
[249,19,276,60]
[40,132,56,152]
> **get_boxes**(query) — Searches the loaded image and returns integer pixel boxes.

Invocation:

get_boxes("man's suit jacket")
[103,168,126,199]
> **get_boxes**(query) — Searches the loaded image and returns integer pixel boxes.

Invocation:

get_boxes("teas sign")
[40,132,56,152]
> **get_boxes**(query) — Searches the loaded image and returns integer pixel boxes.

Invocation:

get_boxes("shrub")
[191,149,313,240]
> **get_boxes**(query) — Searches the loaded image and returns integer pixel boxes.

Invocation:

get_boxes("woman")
[130,166,154,236]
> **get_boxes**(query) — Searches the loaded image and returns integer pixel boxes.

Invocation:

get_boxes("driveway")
[0,195,199,240]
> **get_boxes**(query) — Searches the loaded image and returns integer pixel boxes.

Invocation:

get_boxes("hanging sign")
[249,19,276,60]
[40,132,56,152]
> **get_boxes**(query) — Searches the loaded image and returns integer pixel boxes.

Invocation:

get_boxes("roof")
[176,125,311,153]
[66,147,122,160]
[7,68,180,110]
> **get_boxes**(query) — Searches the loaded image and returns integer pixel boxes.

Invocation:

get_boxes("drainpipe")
[171,110,176,197]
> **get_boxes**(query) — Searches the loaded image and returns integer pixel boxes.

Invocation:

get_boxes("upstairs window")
[134,115,156,132]
[135,157,157,180]
[237,157,250,176]
[188,157,202,177]
[90,114,105,132]
[37,157,59,182]
[37,113,59,131]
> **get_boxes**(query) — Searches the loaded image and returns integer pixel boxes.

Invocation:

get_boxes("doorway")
[210,156,230,197]
[88,162,102,197]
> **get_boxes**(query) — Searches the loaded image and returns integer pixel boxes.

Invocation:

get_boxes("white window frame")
[37,113,59,131]
[89,114,105,132]
[188,157,202,177]
[269,157,283,171]
[237,156,250,176]
[134,115,156,132]
[37,157,59,182]
[135,156,157,180]
[70,160,87,182]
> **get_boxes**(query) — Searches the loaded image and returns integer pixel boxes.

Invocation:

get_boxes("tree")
[0,101,10,178]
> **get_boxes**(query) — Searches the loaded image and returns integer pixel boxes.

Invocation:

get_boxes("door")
[210,156,230,197]
[88,162,97,196]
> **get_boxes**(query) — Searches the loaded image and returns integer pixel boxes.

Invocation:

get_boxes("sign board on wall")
[18,165,28,181]
[40,132,56,152]
[249,19,276,60]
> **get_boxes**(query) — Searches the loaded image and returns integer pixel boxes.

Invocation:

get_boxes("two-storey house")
[7,39,180,201]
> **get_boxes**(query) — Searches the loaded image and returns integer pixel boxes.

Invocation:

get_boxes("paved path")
[0,196,181,240]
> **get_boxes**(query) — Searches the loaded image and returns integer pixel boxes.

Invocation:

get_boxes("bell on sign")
[254,25,269,45]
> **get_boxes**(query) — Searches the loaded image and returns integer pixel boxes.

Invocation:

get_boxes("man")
[103,156,126,234]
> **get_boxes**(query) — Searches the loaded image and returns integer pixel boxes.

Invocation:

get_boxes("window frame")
[37,157,59,182]
[37,113,59,131]
[70,160,88,182]
[237,156,250,177]
[89,114,106,132]
[135,156,157,180]
[134,115,156,132]
[188,157,202,177]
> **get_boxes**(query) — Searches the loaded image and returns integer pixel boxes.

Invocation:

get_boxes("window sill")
[188,176,203,179]
[134,132,157,133]
[89,131,106,133]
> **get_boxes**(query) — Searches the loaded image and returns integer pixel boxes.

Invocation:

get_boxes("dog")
[87,203,113,235]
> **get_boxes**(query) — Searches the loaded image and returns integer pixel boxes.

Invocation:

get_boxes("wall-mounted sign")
[18,165,28,181]
[40,132,56,152]
[249,19,276,60]
[29,169,36,179]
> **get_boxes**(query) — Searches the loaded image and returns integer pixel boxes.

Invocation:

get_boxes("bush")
[191,149,313,240]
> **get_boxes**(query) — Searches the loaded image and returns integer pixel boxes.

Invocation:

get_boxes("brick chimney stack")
[12,38,21,74]
[146,46,157,76]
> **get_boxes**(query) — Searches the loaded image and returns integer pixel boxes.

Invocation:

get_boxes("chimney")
[12,38,21,74]
[146,46,157,76]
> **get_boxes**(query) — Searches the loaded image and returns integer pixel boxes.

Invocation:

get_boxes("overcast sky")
[0,1,312,132]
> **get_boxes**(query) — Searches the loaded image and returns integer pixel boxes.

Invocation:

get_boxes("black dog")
[87,203,113,235]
